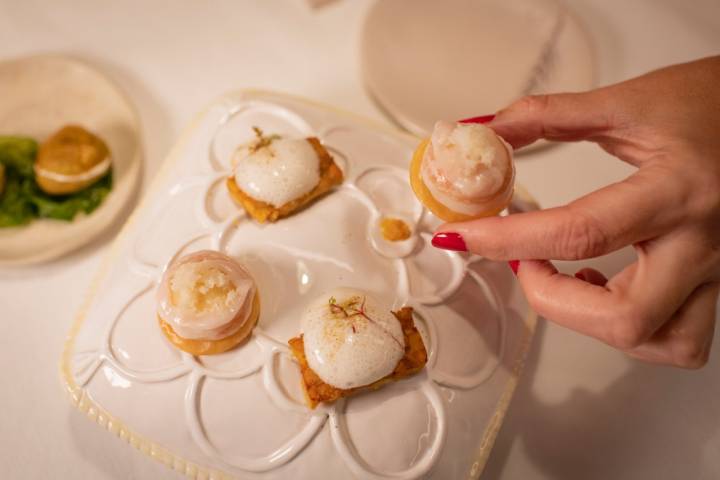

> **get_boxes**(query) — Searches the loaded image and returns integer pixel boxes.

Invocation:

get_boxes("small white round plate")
[0,54,142,266]
[361,0,595,137]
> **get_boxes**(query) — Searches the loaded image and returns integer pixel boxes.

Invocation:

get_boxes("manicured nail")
[459,114,496,124]
[431,232,467,252]
[508,260,519,275]
[574,272,586,281]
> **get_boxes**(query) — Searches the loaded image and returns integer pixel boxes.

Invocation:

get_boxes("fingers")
[515,232,715,351]
[488,90,619,149]
[514,260,629,345]
[624,282,719,369]
[609,229,717,333]
[438,166,685,261]
[489,57,720,150]
[575,267,608,286]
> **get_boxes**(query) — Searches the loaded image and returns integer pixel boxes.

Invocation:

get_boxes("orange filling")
[288,306,427,409]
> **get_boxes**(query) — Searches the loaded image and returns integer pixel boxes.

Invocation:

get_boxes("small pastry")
[288,287,427,408]
[410,121,515,222]
[226,127,343,223]
[34,125,112,195]
[156,250,259,356]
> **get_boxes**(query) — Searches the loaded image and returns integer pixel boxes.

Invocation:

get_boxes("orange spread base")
[158,294,260,356]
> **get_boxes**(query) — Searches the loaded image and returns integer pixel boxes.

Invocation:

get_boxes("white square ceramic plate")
[61,90,537,480]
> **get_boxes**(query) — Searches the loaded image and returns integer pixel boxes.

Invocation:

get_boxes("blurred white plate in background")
[361,0,595,137]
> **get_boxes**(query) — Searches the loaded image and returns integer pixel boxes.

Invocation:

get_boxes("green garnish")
[0,136,37,178]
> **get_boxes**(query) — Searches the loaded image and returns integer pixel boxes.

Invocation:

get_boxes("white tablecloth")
[1,1,718,478]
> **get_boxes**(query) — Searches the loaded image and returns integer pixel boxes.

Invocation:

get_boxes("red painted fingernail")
[459,114,495,124]
[574,272,586,281]
[508,260,519,275]
[431,232,467,252]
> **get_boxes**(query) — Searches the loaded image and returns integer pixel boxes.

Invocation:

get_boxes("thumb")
[488,90,618,149]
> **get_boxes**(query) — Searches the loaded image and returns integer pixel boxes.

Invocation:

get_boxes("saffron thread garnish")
[327,296,403,348]
[249,126,281,153]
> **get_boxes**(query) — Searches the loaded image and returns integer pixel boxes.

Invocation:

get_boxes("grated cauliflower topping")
[169,261,239,314]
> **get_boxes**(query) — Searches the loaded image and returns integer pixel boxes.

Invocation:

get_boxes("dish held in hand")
[410,120,515,222]
[288,287,427,409]
[226,127,344,223]
[156,250,260,356]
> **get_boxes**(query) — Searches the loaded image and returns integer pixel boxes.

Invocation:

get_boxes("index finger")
[437,167,684,261]
[488,89,618,149]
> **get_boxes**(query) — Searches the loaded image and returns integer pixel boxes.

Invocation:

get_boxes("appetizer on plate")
[410,120,515,222]
[156,250,259,356]
[34,125,111,195]
[226,127,343,223]
[0,125,113,227]
[288,287,427,408]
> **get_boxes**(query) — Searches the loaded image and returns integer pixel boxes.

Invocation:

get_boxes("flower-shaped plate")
[60,90,538,479]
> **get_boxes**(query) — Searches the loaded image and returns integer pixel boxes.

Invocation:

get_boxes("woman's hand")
[432,56,720,368]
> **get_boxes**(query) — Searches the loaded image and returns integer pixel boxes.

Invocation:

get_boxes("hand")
[433,56,720,368]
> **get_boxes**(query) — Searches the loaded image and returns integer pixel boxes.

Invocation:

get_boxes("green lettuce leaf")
[0,170,36,227]
[0,136,37,178]
[0,137,39,226]
[29,171,113,221]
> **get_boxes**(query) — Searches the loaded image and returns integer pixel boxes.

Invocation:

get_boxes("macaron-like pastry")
[156,250,259,356]
[34,125,111,195]
[410,121,515,222]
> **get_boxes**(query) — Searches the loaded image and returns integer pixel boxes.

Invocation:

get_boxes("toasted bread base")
[158,293,260,356]
[227,137,343,223]
[288,306,427,409]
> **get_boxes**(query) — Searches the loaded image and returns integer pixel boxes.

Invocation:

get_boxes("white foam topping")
[301,287,405,389]
[232,137,320,207]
